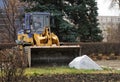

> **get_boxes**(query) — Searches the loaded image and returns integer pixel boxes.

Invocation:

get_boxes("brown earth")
[28,74,120,82]
[1,74,120,82]
[1,74,119,82]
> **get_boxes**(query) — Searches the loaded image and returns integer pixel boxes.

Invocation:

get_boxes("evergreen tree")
[63,0,103,42]
[21,0,103,42]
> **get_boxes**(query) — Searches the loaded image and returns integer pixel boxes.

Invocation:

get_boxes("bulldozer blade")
[25,45,80,67]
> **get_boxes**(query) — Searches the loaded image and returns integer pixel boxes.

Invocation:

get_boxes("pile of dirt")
[3,73,119,82]
[27,73,120,82]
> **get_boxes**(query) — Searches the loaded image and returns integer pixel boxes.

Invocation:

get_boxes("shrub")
[80,42,120,56]
[0,48,26,82]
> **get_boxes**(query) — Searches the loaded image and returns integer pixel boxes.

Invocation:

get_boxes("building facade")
[97,16,120,42]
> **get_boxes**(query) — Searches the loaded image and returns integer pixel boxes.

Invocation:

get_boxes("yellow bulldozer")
[16,12,80,67]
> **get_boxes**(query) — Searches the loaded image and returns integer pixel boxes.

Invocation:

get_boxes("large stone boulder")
[69,55,102,70]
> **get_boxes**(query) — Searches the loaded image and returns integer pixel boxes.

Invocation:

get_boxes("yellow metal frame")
[17,26,59,46]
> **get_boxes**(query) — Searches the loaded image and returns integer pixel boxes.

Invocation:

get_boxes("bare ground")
[95,60,120,70]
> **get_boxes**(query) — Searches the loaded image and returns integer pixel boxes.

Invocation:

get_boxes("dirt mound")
[28,74,120,82]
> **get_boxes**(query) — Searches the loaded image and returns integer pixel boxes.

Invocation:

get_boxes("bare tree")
[0,49,26,82]
[109,0,120,42]
[0,0,24,42]
[111,0,120,7]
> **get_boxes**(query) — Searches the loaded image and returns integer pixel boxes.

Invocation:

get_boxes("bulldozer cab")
[25,12,50,34]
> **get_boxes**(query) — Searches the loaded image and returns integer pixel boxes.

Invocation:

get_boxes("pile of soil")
[29,73,120,82]
[5,73,119,82]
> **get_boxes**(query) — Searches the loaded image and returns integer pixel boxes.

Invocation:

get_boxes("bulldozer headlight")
[25,29,31,34]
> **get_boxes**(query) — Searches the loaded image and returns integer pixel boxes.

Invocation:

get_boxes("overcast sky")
[97,0,120,16]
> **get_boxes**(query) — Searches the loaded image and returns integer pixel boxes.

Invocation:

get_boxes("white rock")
[69,55,102,70]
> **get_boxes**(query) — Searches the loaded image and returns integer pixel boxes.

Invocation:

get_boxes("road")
[95,60,120,70]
